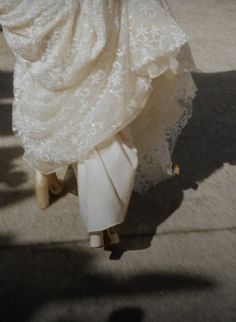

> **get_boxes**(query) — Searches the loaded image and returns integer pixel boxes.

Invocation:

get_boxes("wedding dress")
[0,0,197,233]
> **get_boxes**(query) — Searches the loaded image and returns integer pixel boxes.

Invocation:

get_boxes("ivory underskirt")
[72,129,138,232]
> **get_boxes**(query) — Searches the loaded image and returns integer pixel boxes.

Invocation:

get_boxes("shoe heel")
[89,232,104,248]
[35,171,49,209]
[172,163,180,176]
[48,173,64,195]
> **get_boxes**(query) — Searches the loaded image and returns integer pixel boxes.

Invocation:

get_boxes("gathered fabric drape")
[0,0,197,231]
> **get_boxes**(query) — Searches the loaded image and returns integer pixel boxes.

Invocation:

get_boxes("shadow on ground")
[117,70,236,255]
[0,102,34,208]
[0,71,13,136]
[0,145,34,208]
[0,71,13,99]
[0,146,27,188]
[0,103,13,136]
[0,71,34,206]
[0,234,214,322]
[108,307,145,322]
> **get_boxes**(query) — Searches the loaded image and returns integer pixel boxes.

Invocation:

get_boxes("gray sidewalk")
[0,1,235,321]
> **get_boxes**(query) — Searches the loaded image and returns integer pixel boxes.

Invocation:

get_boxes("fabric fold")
[73,130,138,232]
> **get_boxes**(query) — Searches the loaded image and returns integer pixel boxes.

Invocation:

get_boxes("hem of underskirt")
[86,220,123,233]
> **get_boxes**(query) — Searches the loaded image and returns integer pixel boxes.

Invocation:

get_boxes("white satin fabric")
[72,129,138,232]
[0,0,198,232]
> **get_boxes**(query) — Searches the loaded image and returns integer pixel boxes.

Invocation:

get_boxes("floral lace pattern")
[131,70,197,193]
[0,0,197,191]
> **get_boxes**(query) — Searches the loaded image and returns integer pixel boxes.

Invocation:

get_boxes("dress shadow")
[0,233,214,322]
[114,70,236,258]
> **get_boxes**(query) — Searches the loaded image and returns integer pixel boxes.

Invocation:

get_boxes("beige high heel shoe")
[89,231,104,248]
[35,170,64,209]
[172,163,180,176]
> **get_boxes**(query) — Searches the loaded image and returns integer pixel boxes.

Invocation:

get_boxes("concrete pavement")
[0,1,235,321]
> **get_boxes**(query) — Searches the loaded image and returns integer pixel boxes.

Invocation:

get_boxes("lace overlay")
[0,0,197,192]
[131,70,197,193]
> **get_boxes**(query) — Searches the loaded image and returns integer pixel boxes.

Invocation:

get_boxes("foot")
[47,173,64,195]
[172,163,180,176]
[89,232,104,248]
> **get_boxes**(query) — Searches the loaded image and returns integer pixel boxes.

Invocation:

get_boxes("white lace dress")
[0,0,197,232]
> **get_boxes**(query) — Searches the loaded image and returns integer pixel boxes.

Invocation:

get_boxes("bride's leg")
[35,170,64,209]
[35,171,49,209]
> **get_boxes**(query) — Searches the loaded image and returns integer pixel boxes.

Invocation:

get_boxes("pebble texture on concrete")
[0,1,235,321]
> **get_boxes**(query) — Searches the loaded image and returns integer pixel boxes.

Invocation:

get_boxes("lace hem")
[132,71,197,194]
